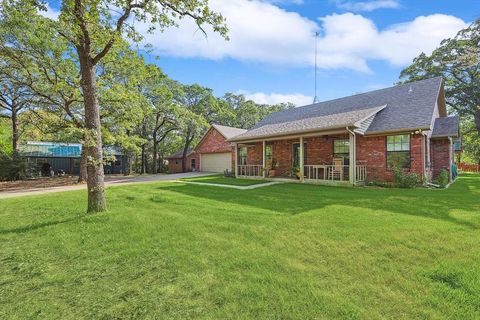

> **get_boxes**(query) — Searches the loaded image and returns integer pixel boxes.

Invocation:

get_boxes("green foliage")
[461,120,480,164]
[0,119,12,155]
[438,169,449,188]
[399,20,480,163]
[0,153,27,181]
[392,164,422,188]
[219,93,294,129]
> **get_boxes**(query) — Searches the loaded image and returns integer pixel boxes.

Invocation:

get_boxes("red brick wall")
[356,133,424,182]
[356,135,389,181]
[195,127,232,154]
[431,138,450,179]
[271,139,297,176]
[167,153,198,173]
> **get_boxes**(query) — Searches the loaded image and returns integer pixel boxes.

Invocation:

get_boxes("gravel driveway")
[0,172,214,199]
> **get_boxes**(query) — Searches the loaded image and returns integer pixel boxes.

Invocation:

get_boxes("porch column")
[448,137,453,182]
[299,136,304,182]
[234,143,238,178]
[262,140,266,178]
[349,131,356,185]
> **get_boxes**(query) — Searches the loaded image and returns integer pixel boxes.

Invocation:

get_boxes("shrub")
[392,164,422,188]
[0,154,27,181]
[438,169,449,188]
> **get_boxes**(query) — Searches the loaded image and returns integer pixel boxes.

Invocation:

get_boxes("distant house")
[227,77,459,185]
[18,141,127,176]
[167,124,247,173]
[166,148,196,174]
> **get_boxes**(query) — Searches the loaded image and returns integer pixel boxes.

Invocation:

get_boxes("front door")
[190,158,196,171]
[292,143,307,169]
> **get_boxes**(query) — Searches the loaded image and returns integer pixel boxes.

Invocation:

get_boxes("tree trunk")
[182,128,193,173]
[11,108,19,159]
[124,152,132,176]
[152,140,159,174]
[78,53,106,213]
[78,146,88,183]
[141,143,147,174]
[475,109,480,133]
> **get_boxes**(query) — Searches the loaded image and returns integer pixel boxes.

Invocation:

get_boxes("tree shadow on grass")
[158,176,480,229]
[0,216,81,235]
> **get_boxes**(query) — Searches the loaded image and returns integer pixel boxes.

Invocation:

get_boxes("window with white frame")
[386,134,410,168]
[333,139,349,164]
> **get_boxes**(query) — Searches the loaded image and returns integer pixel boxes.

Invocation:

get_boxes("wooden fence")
[458,163,480,172]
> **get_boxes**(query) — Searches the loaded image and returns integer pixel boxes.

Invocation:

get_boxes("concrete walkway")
[0,172,214,199]
[174,181,283,190]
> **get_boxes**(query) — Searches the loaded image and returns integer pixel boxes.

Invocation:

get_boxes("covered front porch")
[233,130,367,186]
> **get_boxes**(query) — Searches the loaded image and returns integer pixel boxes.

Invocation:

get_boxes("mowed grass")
[1,175,480,319]
[180,174,267,186]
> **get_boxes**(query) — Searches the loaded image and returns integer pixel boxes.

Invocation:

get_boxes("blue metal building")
[18,141,127,176]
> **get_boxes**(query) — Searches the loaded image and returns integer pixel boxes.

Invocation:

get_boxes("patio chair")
[329,157,344,180]
[224,169,235,178]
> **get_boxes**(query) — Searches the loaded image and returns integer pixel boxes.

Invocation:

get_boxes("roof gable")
[211,124,247,139]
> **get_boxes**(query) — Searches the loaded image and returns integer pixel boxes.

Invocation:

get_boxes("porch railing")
[355,165,367,183]
[303,165,367,183]
[304,165,349,181]
[237,165,263,178]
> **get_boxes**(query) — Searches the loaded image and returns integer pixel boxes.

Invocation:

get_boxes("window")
[265,145,272,160]
[386,134,410,168]
[333,139,349,164]
[191,158,196,170]
[175,160,178,165]
[238,146,247,165]
[114,160,121,167]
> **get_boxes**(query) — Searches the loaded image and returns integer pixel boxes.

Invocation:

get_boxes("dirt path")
[0,172,214,199]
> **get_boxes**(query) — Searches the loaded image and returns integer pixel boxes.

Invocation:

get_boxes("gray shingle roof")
[231,105,386,141]
[230,77,444,142]
[167,148,194,159]
[432,115,459,138]
[212,124,247,139]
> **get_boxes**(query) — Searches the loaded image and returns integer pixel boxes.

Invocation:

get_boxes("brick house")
[166,148,196,174]
[167,124,246,173]
[228,77,459,185]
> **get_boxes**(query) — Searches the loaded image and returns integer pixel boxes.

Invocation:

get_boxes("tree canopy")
[399,19,480,163]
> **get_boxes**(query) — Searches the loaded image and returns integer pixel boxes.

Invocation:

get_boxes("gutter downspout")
[346,127,356,186]
[421,132,426,184]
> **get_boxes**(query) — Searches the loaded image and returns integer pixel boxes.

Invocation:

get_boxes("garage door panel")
[200,153,231,172]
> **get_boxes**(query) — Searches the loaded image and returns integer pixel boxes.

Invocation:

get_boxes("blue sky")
[45,0,479,106]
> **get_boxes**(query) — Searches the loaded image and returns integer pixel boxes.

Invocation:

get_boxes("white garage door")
[200,153,231,172]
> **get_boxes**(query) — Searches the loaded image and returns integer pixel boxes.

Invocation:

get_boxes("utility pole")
[313,32,319,104]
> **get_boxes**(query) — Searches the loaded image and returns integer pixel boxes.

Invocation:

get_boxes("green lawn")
[1,175,480,319]
[180,174,267,186]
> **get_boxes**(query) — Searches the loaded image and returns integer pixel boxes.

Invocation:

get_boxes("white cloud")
[239,90,313,106]
[261,0,304,4]
[333,0,400,12]
[136,0,467,72]
[38,4,60,20]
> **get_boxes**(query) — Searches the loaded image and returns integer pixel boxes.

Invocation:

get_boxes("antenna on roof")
[313,32,319,104]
